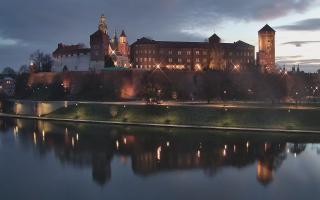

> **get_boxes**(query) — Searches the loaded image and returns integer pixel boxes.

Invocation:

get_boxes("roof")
[259,24,275,33]
[120,30,127,37]
[132,37,254,49]
[209,33,221,43]
[53,43,90,57]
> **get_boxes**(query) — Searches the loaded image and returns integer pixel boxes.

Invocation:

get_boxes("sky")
[1,0,320,72]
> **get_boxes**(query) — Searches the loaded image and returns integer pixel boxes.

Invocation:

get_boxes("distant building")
[0,77,15,97]
[130,34,255,71]
[52,15,130,72]
[257,24,276,73]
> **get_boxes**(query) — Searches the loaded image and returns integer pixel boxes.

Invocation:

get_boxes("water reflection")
[0,117,320,188]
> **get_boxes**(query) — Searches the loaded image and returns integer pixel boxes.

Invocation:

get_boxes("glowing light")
[157,146,162,161]
[42,130,46,142]
[264,143,268,152]
[116,140,119,149]
[72,137,75,148]
[294,153,297,158]
[197,150,201,158]
[233,145,236,153]
[195,64,202,71]
[223,149,227,157]
[224,145,227,150]
[233,64,240,71]
[33,132,37,145]
[246,141,250,148]
[166,141,170,147]
[123,137,127,144]
[76,133,79,141]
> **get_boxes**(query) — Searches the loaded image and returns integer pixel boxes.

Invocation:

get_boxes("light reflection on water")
[1,117,320,200]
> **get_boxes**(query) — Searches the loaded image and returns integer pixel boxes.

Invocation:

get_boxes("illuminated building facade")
[257,24,276,73]
[130,34,255,71]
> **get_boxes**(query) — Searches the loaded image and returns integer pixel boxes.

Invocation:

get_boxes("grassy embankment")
[46,103,320,131]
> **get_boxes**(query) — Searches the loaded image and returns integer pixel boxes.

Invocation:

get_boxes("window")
[168,50,173,55]
[136,58,139,62]
[145,50,147,54]
[203,51,207,55]
[140,58,143,62]
[196,58,200,63]
[196,51,200,55]
[178,58,182,63]
[187,59,191,63]
[144,58,147,62]
[187,51,191,55]
[178,51,182,55]
[168,58,173,63]
[149,50,152,54]
[203,58,207,63]
[149,58,152,62]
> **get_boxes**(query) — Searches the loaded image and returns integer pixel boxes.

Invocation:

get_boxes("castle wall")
[52,54,90,72]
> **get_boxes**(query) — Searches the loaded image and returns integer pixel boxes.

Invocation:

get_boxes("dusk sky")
[1,0,320,72]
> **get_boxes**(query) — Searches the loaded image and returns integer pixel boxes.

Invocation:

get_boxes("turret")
[118,30,129,56]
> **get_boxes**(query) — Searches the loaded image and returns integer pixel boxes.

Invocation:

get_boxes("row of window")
[135,57,208,63]
[228,52,254,57]
[135,49,208,56]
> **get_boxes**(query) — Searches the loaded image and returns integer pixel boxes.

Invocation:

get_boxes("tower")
[111,29,119,51]
[257,24,276,73]
[118,30,129,56]
[90,15,111,69]
[98,14,108,34]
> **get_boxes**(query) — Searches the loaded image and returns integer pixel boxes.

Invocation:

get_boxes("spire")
[99,14,108,34]
[120,30,127,37]
[111,29,119,48]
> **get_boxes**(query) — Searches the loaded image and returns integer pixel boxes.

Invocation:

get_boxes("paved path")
[1,113,320,135]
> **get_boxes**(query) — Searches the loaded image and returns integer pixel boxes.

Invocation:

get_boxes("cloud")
[0,36,20,46]
[276,55,303,60]
[276,18,320,31]
[281,40,320,47]
[0,0,318,68]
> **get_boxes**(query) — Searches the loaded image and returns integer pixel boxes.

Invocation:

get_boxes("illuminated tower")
[90,15,111,68]
[257,24,276,73]
[118,30,129,56]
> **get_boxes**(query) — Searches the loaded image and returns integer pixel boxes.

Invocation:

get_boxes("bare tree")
[30,50,53,72]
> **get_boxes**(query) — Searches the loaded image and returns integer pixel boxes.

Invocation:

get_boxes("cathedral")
[52,15,130,72]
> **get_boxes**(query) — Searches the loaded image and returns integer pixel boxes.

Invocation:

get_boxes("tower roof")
[120,30,127,37]
[208,33,221,44]
[259,24,275,33]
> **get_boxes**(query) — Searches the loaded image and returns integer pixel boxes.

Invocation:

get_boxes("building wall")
[52,53,90,72]
[130,39,255,71]
[258,31,276,72]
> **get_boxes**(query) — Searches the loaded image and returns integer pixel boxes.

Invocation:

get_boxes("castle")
[52,15,130,72]
[52,15,276,73]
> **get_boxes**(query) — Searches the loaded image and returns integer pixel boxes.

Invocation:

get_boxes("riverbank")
[40,103,320,132]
